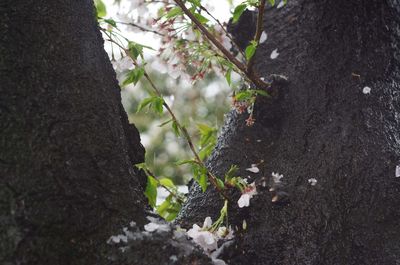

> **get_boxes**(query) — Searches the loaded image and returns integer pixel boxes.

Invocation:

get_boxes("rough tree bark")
[179,0,400,264]
[0,1,149,264]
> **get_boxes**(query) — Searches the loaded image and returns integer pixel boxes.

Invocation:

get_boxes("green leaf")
[232,3,247,23]
[166,6,183,19]
[127,42,153,60]
[268,0,275,6]
[144,175,158,208]
[128,42,143,60]
[122,67,145,86]
[159,119,173,127]
[198,142,215,160]
[176,159,198,166]
[172,120,180,136]
[187,0,201,7]
[159,178,175,189]
[245,41,257,61]
[194,12,209,24]
[95,0,107,17]
[136,96,164,114]
[225,165,239,181]
[103,18,117,28]
[156,195,171,214]
[156,194,182,221]
[216,178,225,190]
[254,89,270,97]
[235,90,253,101]
[137,97,155,113]
[152,97,164,114]
[199,171,208,192]
[225,68,232,86]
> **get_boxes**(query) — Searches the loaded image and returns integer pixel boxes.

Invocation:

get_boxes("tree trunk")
[179,1,400,264]
[0,1,147,264]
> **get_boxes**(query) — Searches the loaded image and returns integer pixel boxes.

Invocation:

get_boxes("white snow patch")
[270,49,279,59]
[277,1,285,8]
[396,165,400,178]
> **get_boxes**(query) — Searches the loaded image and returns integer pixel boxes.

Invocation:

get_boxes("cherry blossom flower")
[308,178,317,186]
[238,182,258,208]
[272,172,283,183]
[363,86,371,94]
[187,218,218,251]
[246,164,259,173]
[259,31,267,44]
[270,49,279,59]
[245,115,256,126]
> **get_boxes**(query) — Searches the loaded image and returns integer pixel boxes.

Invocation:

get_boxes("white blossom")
[270,49,279,59]
[246,164,260,173]
[112,56,133,73]
[272,172,283,183]
[259,31,268,44]
[308,178,317,186]
[363,86,371,94]
[237,182,258,208]
[216,226,234,240]
[107,234,128,244]
[187,224,218,251]
[144,222,170,233]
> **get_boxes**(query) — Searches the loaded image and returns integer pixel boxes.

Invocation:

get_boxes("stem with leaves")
[246,0,266,72]
[102,32,229,200]
[173,0,269,89]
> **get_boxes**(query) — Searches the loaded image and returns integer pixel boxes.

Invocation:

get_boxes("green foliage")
[232,3,247,23]
[127,41,153,60]
[268,0,276,6]
[192,164,209,192]
[144,175,158,208]
[165,7,183,19]
[156,194,182,221]
[122,67,145,86]
[245,40,257,61]
[136,96,164,115]
[95,0,107,17]
[197,123,217,160]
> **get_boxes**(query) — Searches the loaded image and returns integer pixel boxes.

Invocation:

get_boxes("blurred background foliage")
[102,0,237,184]
[121,58,231,184]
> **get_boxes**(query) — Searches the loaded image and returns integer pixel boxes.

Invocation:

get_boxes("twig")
[246,0,266,72]
[173,0,269,89]
[114,20,165,36]
[198,4,246,59]
[104,35,229,199]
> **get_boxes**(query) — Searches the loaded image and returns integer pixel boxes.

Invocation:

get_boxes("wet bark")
[0,1,148,264]
[179,0,400,264]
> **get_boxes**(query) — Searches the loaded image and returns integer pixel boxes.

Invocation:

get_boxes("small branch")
[173,0,269,89]
[106,34,230,199]
[114,21,165,36]
[198,4,246,59]
[246,0,266,72]
[142,71,229,200]
[145,168,186,204]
